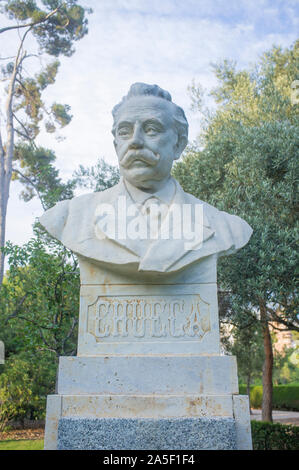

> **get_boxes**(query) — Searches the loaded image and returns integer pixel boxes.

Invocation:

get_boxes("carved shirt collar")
[124,177,176,206]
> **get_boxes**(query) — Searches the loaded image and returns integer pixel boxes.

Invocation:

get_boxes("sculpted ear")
[174,135,188,160]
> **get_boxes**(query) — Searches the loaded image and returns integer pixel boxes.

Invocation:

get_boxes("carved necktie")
[141,197,168,239]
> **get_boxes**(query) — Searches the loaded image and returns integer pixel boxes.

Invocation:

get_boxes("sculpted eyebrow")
[143,118,164,128]
[117,121,133,128]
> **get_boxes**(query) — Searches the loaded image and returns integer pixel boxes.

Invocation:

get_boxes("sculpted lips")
[120,148,160,169]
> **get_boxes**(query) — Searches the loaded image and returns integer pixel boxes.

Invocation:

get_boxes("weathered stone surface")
[57,417,237,450]
[78,282,220,356]
[233,395,253,450]
[57,355,238,396]
[44,395,61,450]
[44,393,253,450]
[61,394,234,419]
[77,253,218,285]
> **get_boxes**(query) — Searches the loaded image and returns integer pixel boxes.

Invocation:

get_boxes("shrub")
[273,386,299,411]
[0,358,33,431]
[0,351,57,428]
[251,420,299,450]
[239,385,299,411]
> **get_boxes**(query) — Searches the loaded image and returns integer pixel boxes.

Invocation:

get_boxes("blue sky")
[1,0,298,251]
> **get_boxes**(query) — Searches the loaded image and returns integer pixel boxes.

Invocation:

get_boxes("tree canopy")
[0,0,92,284]
[173,40,299,421]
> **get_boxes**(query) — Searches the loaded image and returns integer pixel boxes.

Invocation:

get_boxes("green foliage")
[273,386,299,411]
[173,41,299,331]
[4,1,91,57]
[0,350,56,427]
[273,346,299,385]
[36,59,59,89]
[5,0,37,21]
[73,157,120,192]
[251,420,299,450]
[12,60,72,138]
[0,235,79,421]
[0,236,80,358]
[239,385,299,411]
[0,356,33,430]
[51,102,72,128]
[176,42,299,420]
[221,321,264,387]
[1,0,92,216]
[251,386,263,409]
[13,143,75,209]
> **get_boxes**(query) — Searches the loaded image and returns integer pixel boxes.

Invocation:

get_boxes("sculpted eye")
[117,126,132,137]
[144,124,162,135]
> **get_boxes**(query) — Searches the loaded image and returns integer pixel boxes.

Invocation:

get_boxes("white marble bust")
[39,83,252,274]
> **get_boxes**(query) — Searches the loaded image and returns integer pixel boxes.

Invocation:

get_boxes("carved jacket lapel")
[139,181,215,272]
[92,179,216,272]
[93,179,146,258]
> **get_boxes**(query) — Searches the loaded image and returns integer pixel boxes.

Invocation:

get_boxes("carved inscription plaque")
[87,295,211,342]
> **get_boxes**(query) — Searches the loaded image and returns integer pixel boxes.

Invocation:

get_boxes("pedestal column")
[44,258,252,450]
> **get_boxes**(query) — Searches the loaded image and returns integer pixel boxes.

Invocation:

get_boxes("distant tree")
[0,0,92,283]
[0,349,56,427]
[272,331,299,385]
[0,355,33,430]
[13,143,76,210]
[73,157,120,192]
[221,319,264,410]
[173,41,299,421]
[0,235,80,361]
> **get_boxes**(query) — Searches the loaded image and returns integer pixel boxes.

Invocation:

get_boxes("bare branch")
[0,7,60,34]
[0,56,16,61]
[38,327,53,347]
[62,317,78,351]
[268,323,291,332]
[5,294,28,323]
[14,127,31,141]
[13,112,37,145]
[5,309,56,331]
[37,346,59,356]
[12,167,46,210]
[266,306,299,332]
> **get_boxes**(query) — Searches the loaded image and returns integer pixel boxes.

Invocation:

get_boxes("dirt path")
[0,428,44,441]
[250,409,299,425]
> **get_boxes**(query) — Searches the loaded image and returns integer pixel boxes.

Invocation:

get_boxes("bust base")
[44,392,252,450]
[57,416,236,450]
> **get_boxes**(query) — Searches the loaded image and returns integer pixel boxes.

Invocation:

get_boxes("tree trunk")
[0,130,8,285]
[0,42,24,285]
[246,373,252,414]
[260,299,273,422]
[0,192,8,285]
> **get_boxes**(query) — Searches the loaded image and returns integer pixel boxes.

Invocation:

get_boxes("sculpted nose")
[129,124,144,149]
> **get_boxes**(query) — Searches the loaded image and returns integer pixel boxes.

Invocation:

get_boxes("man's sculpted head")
[112,83,189,192]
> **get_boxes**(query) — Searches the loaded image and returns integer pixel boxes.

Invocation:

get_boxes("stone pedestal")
[44,257,252,450]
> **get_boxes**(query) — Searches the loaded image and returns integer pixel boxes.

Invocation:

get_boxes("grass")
[0,439,44,450]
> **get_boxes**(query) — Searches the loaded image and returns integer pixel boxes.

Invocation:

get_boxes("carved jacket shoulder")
[38,182,253,273]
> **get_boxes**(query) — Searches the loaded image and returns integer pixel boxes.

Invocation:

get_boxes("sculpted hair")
[112,82,189,141]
